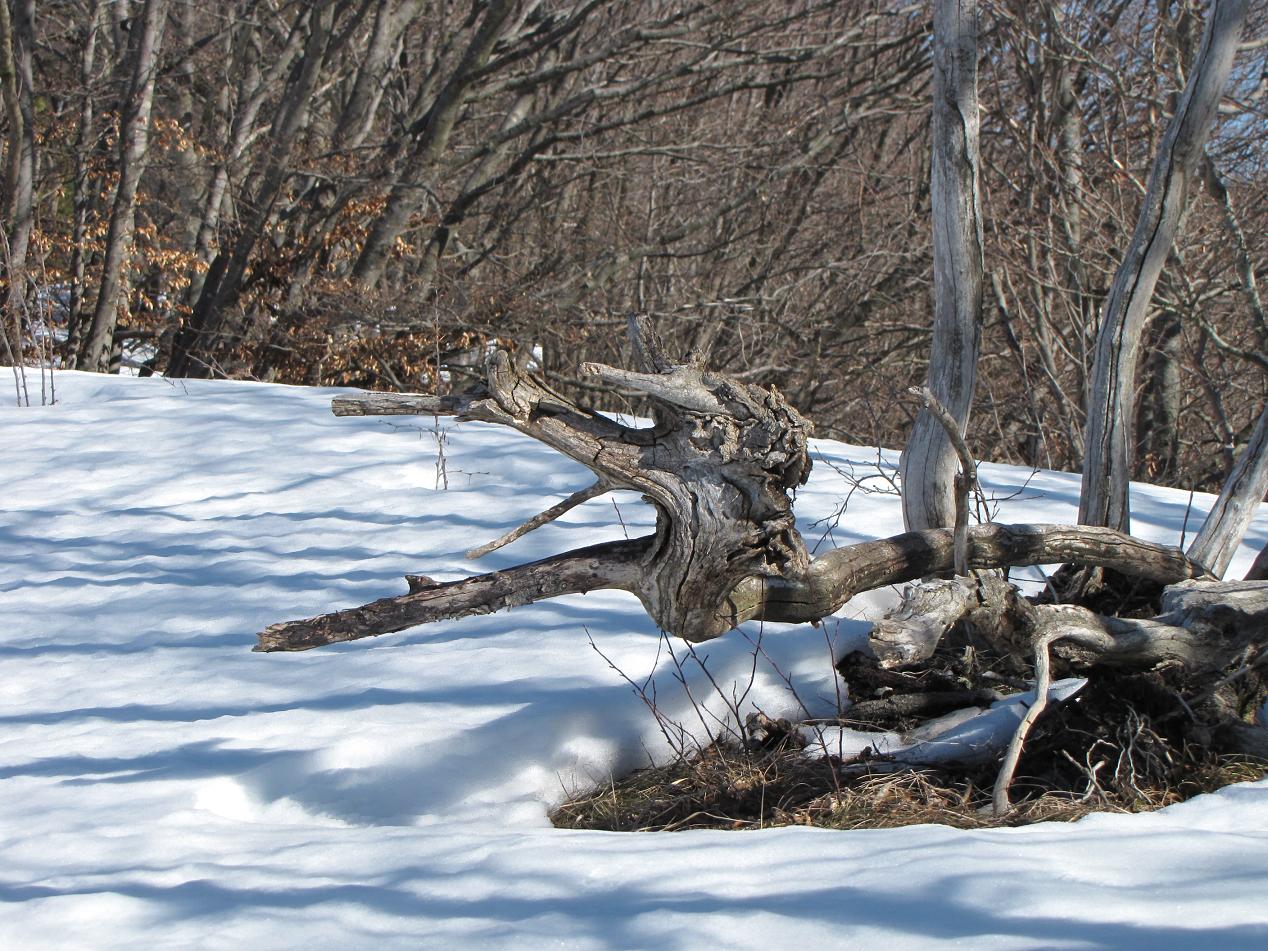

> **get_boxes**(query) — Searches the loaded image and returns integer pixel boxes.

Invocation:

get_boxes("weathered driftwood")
[265,317,812,648]
[1162,579,1268,633]
[256,539,649,652]
[908,385,979,574]
[866,577,1267,678]
[1247,545,1268,582]
[258,516,1212,651]
[843,689,1002,728]
[1187,405,1268,578]
[857,573,1268,813]
[869,578,983,668]
[259,320,1217,652]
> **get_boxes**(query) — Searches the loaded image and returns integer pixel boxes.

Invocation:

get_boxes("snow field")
[2,370,1267,949]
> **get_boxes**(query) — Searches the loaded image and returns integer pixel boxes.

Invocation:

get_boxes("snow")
[3,369,1268,949]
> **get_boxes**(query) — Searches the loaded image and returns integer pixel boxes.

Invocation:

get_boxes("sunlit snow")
[3,370,1267,949]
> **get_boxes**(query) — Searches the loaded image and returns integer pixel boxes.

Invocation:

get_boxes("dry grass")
[551,707,1268,834]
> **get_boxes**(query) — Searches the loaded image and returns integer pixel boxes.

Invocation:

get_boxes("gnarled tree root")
[257,322,1210,653]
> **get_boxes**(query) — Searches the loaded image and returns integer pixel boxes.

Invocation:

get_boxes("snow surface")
[3,370,1268,950]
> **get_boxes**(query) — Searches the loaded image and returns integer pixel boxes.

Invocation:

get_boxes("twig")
[586,627,686,759]
[467,480,610,559]
[1179,489,1197,550]
[992,618,1116,814]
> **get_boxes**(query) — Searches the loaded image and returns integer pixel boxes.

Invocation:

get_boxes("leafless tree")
[899,0,983,533]
[1078,0,1251,533]
[76,0,167,372]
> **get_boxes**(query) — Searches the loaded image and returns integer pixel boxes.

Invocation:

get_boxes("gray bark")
[1186,158,1268,579]
[256,539,649,653]
[332,0,427,151]
[1246,544,1268,582]
[77,0,167,372]
[257,515,1213,653]
[167,1,340,377]
[1188,405,1268,578]
[1078,0,1250,531]
[257,330,1211,653]
[1,0,35,284]
[64,0,104,354]
[1135,311,1183,482]
[900,0,984,532]
[178,4,311,314]
[868,577,986,668]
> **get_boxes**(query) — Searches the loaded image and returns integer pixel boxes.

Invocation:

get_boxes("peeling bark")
[900,0,984,532]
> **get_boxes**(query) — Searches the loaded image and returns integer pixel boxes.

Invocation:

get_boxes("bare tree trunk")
[1078,0,1250,531]
[166,1,339,378]
[900,0,984,531]
[1135,310,1182,482]
[178,3,310,313]
[331,0,426,152]
[1186,155,1268,579]
[1246,544,1268,582]
[1,0,35,284]
[64,0,105,357]
[77,0,167,372]
[1188,403,1268,578]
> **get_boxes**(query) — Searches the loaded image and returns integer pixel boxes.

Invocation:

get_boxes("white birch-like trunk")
[899,0,984,531]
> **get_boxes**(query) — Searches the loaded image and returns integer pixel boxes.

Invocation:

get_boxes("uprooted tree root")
[251,319,1268,830]
[551,682,1267,833]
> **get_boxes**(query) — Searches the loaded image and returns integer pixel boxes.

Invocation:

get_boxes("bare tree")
[1,0,35,294]
[1078,0,1251,532]
[1187,162,1268,578]
[76,0,167,372]
[62,0,105,356]
[899,0,983,532]
[165,0,351,377]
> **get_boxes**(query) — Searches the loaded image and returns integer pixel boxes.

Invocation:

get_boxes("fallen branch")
[255,538,649,652]
[910,385,978,574]
[466,480,611,559]
[256,522,1210,651]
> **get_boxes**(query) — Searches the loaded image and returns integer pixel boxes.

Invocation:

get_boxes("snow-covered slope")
[3,370,1267,949]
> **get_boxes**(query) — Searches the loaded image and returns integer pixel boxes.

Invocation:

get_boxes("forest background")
[2,0,1265,496]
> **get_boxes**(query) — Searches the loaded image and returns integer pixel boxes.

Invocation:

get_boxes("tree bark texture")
[1188,404,1268,579]
[0,0,35,280]
[351,0,518,288]
[900,0,984,532]
[1078,0,1251,532]
[166,1,338,378]
[77,0,167,373]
